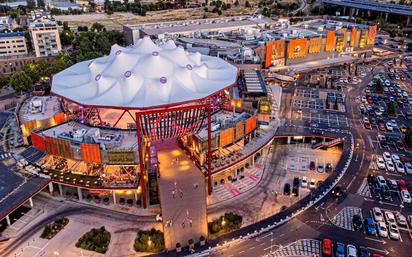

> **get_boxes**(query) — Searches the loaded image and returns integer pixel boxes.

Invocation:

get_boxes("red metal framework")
[135,103,212,208]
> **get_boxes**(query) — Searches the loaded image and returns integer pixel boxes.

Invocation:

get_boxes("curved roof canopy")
[51,37,238,109]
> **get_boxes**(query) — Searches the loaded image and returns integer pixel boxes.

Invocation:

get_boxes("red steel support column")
[136,112,147,209]
[207,104,212,195]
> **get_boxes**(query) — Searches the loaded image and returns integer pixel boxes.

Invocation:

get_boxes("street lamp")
[148,236,152,247]
[53,251,59,256]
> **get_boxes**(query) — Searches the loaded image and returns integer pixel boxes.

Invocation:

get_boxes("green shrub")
[75,226,111,254]
[134,228,164,253]
[40,218,69,239]
[208,212,242,236]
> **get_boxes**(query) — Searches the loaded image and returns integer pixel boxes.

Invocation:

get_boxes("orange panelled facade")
[235,121,243,140]
[265,40,285,67]
[245,115,257,135]
[287,38,307,59]
[81,144,101,163]
[309,37,322,54]
[32,132,46,152]
[367,24,377,45]
[219,128,234,147]
[44,136,57,155]
[350,28,357,47]
[53,112,66,125]
[325,31,336,51]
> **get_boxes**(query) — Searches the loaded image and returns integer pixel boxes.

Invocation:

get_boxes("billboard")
[265,40,285,68]
[245,115,257,135]
[80,143,101,163]
[335,35,345,52]
[359,30,367,48]
[108,150,136,164]
[325,30,336,51]
[309,37,322,54]
[219,127,234,147]
[288,38,307,59]
[367,24,377,45]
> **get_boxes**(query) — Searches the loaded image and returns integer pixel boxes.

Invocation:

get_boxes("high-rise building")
[0,32,28,57]
[28,10,62,57]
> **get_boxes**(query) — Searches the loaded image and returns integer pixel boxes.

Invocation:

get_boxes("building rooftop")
[0,32,25,38]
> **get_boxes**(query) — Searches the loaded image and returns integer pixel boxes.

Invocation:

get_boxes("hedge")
[40,218,69,240]
[75,226,111,254]
[134,228,164,253]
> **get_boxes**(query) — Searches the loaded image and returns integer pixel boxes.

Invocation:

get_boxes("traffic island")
[208,212,242,238]
[134,228,165,253]
[75,226,111,254]
[40,218,69,240]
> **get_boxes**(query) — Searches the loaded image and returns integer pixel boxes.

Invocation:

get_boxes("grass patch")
[134,228,164,253]
[40,218,69,240]
[75,226,111,254]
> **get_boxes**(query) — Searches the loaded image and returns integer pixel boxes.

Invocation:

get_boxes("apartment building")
[28,10,62,57]
[0,32,28,57]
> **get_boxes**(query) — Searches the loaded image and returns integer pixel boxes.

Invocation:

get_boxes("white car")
[373,207,384,222]
[390,120,398,128]
[385,211,396,225]
[377,221,388,237]
[389,223,400,240]
[401,190,411,204]
[386,122,393,131]
[376,176,387,188]
[395,161,405,173]
[383,152,392,163]
[405,162,412,174]
[301,176,308,188]
[346,244,357,257]
[403,91,409,97]
[386,161,395,172]
[385,80,391,86]
[391,154,400,163]
[309,178,316,189]
[363,117,370,124]
[395,212,407,227]
[376,157,386,170]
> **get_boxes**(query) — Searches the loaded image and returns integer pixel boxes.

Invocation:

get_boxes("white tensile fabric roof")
[51,37,238,109]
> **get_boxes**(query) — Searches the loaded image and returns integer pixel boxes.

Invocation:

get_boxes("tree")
[387,101,397,116]
[245,0,251,7]
[399,38,405,45]
[91,23,105,32]
[405,125,412,148]
[60,30,74,46]
[0,73,9,89]
[10,71,32,92]
[376,79,384,93]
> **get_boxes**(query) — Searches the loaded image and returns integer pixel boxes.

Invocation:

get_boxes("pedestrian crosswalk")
[0,152,12,160]
[357,178,371,198]
[271,239,321,257]
[331,207,363,231]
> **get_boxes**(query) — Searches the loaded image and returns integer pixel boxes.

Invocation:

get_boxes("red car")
[398,180,408,191]
[310,161,316,170]
[372,254,383,257]
[367,97,373,104]
[364,122,371,129]
[322,238,332,256]
[401,155,409,163]
[378,123,385,131]
[396,140,405,151]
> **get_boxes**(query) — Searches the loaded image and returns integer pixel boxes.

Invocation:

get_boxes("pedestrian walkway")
[155,139,207,250]
[271,239,321,257]
[330,206,363,231]
[208,155,266,204]
[357,178,372,198]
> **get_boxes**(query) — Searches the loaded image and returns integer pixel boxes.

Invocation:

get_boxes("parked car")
[388,179,398,190]
[301,176,308,188]
[386,161,395,172]
[325,163,333,173]
[382,152,392,162]
[367,174,376,186]
[347,244,357,257]
[377,221,388,237]
[385,211,396,225]
[283,183,291,195]
[322,238,333,256]
[398,179,408,191]
[359,247,370,257]
[392,154,400,163]
[388,223,400,240]
[310,161,315,170]
[405,162,412,174]
[353,214,363,231]
[309,178,316,189]
[380,185,391,200]
[292,177,299,196]
[376,176,387,188]
[376,157,386,170]
[395,212,407,227]
[365,217,377,235]
[401,190,412,203]
[396,141,405,151]
[317,163,324,173]
[395,161,405,173]
[373,207,384,222]
[335,242,345,257]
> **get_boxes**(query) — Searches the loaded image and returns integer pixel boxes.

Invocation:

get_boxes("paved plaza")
[156,139,208,250]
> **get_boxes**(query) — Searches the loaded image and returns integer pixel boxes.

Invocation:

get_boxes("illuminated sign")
[367,24,377,45]
[288,39,307,59]
[325,30,336,51]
